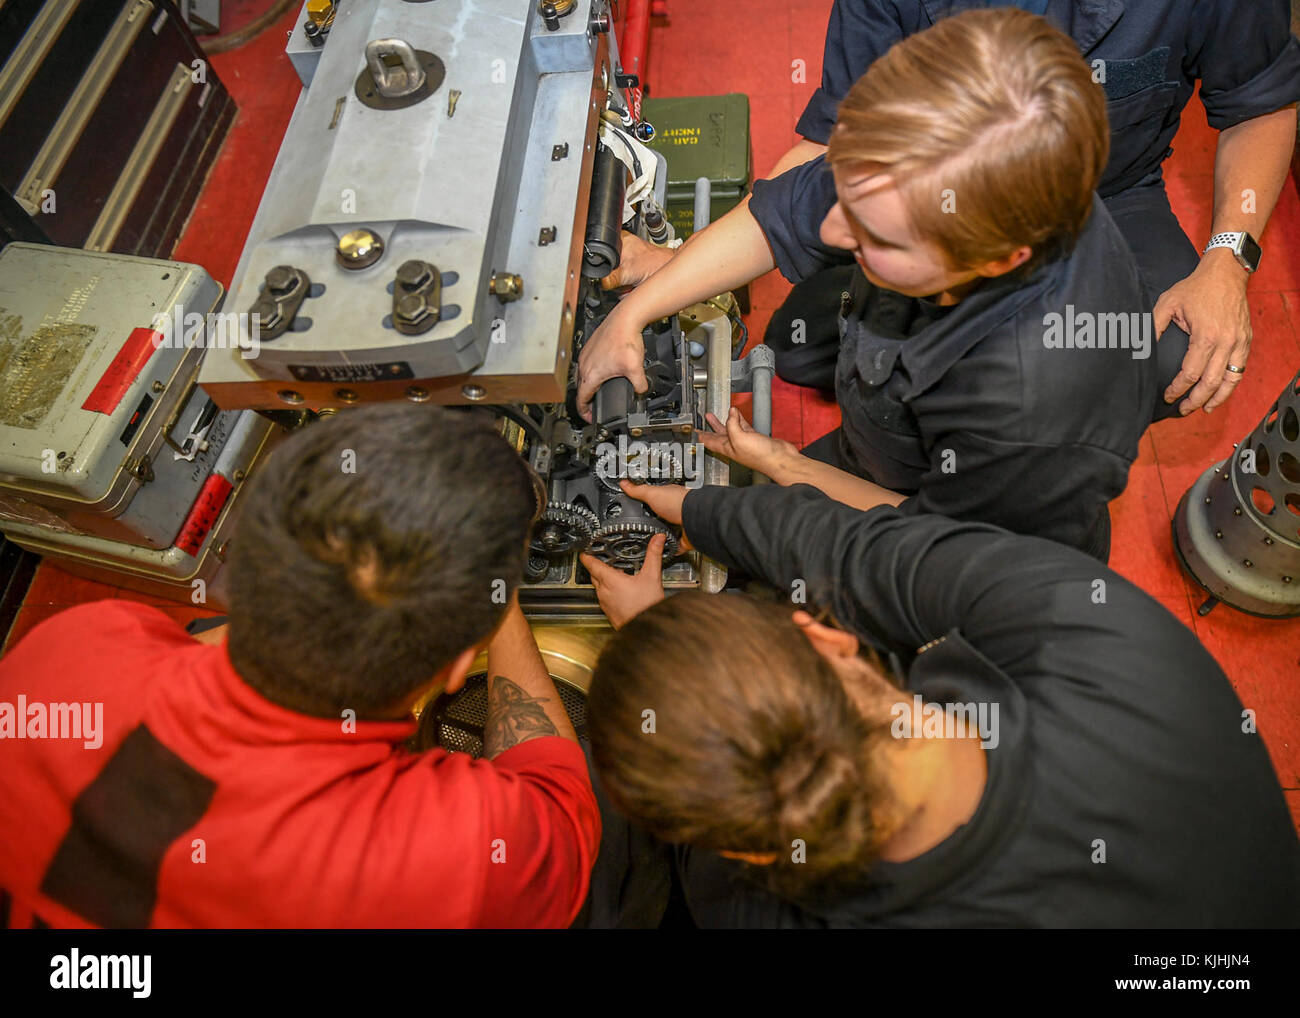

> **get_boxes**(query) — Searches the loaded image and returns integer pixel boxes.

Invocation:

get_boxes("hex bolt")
[489,272,523,302]
[396,293,428,322]
[396,260,431,290]
[266,266,297,296]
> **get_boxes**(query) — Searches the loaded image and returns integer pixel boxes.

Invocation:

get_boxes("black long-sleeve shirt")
[678,484,1300,927]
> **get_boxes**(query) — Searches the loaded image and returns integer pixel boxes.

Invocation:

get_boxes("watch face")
[1239,234,1262,273]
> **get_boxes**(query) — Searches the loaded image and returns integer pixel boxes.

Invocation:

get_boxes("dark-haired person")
[0,405,599,929]
[582,480,1300,927]
[580,9,1157,562]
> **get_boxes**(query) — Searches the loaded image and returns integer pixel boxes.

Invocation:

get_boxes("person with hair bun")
[581,482,1300,928]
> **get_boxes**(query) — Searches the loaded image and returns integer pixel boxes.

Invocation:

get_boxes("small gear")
[586,517,680,572]
[530,502,600,558]
[594,440,688,490]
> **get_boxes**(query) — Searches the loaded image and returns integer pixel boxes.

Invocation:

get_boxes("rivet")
[336,228,384,269]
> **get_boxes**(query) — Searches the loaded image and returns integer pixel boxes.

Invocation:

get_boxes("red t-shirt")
[0,601,600,928]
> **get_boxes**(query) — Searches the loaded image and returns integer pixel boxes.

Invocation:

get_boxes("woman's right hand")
[576,302,649,421]
[601,232,677,291]
[697,407,800,478]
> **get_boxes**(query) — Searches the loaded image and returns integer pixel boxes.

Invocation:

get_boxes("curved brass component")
[412,622,611,718]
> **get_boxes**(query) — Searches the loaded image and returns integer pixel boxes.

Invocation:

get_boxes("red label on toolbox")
[176,474,234,556]
[82,327,163,415]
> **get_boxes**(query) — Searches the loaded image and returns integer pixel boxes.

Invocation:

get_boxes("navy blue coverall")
[763,0,1300,413]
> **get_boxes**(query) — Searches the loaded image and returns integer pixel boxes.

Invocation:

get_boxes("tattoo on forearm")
[483,675,558,757]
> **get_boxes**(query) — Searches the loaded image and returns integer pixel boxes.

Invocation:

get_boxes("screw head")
[336,228,384,269]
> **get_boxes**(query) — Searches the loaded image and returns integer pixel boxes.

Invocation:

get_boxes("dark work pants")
[763,181,1198,424]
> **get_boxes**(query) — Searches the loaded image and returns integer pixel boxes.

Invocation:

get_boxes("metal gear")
[530,502,600,559]
[586,517,680,572]
[593,441,687,490]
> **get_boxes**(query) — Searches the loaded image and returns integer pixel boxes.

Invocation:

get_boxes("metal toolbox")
[0,409,275,611]
[642,93,752,241]
[0,0,236,257]
[0,243,246,547]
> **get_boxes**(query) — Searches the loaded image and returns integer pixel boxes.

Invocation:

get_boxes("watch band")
[1204,232,1244,253]
[1203,231,1260,273]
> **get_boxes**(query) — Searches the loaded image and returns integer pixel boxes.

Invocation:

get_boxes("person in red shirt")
[0,404,600,929]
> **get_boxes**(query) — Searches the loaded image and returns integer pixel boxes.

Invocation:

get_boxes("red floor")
[5,2,1298,828]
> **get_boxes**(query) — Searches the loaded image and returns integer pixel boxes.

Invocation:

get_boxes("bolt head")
[266,265,297,295]
[396,260,431,289]
[396,293,427,321]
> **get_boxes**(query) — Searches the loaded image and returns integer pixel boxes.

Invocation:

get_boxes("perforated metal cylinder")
[1173,367,1300,617]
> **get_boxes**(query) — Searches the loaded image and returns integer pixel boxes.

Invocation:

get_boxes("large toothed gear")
[587,517,680,572]
[531,502,600,558]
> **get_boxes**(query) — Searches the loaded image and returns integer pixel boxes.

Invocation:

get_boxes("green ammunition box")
[642,94,752,240]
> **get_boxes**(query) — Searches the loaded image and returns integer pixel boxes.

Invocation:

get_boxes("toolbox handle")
[160,376,202,457]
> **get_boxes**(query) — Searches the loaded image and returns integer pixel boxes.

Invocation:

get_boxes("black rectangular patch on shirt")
[39,724,216,928]
[1100,47,1171,102]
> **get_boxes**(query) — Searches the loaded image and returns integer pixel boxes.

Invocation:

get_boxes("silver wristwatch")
[1203,232,1261,273]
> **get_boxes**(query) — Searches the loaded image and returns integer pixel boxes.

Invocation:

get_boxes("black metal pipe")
[582,140,626,278]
